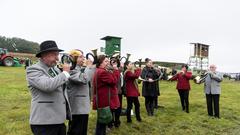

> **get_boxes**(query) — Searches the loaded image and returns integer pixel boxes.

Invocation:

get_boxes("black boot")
[150,102,154,116]
[146,103,151,116]
[182,106,185,111]
[126,108,132,123]
[186,105,189,113]
[114,108,121,127]
[135,107,141,122]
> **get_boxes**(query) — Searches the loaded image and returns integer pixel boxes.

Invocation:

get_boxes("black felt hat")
[36,40,63,57]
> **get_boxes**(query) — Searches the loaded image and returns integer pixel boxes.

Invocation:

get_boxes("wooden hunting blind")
[101,36,122,56]
[189,43,210,71]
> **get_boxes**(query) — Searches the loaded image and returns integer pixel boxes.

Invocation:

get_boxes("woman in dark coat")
[170,64,192,113]
[141,58,160,116]
[124,61,142,122]
[92,55,120,135]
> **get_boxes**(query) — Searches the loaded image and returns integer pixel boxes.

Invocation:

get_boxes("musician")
[92,55,120,135]
[170,64,192,113]
[108,59,122,128]
[66,50,94,135]
[124,61,142,122]
[141,58,159,116]
[198,64,223,118]
[26,40,71,135]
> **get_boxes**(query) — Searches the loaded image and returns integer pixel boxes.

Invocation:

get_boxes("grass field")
[0,67,240,135]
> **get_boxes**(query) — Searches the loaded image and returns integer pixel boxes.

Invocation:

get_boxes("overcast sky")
[1,0,239,72]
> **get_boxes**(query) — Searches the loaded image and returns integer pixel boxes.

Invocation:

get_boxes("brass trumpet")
[86,49,98,64]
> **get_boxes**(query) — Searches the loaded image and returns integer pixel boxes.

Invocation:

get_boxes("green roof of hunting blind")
[100,36,122,40]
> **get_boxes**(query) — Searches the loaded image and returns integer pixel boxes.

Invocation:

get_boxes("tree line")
[0,36,39,54]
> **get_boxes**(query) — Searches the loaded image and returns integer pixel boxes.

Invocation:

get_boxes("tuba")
[86,49,98,64]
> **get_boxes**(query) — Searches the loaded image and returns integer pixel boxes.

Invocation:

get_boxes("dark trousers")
[153,96,159,108]
[126,97,141,121]
[68,114,89,135]
[145,96,154,116]
[108,108,121,128]
[95,122,106,135]
[118,94,123,109]
[118,93,124,115]
[31,124,66,135]
[178,90,189,113]
[206,94,220,118]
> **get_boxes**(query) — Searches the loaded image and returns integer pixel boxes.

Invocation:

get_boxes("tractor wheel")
[3,57,14,67]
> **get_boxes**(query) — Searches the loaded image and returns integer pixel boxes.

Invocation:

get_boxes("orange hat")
[69,49,83,57]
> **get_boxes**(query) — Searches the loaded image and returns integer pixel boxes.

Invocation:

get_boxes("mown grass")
[0,67,240,135]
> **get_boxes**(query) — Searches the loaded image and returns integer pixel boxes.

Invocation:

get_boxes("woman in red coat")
[124,61,142,123]
[92,55,120,135]
[170,64,192,113]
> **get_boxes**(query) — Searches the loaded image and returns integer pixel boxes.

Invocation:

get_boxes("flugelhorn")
[86,49,98,64]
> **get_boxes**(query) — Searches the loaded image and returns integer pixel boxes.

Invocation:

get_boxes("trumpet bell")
[86,49,98,64]
[126,53,131,59]
[61,54,76,70]
[193,76,201,84]
[61,54,74,64]
[167,75,173,80]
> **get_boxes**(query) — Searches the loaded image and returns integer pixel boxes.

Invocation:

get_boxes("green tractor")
[0,48,14,67]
